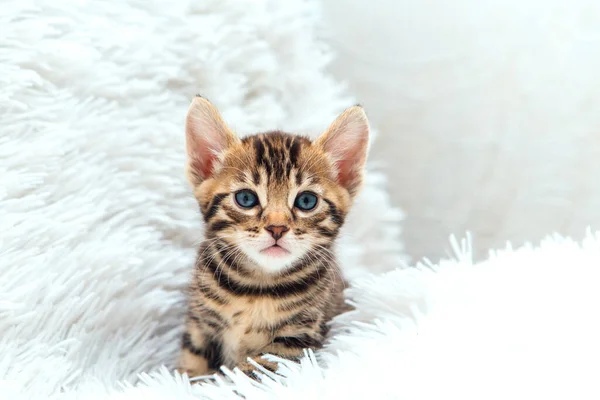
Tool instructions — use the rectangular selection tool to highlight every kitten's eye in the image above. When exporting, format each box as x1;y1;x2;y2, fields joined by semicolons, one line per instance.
294;191;318;211
235;190;259;208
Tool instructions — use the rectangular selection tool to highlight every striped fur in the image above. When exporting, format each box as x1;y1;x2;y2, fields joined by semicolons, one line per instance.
178;97;370;379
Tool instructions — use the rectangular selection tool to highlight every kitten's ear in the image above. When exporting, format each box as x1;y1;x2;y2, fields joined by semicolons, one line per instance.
185;96;238;185
315;105;370;196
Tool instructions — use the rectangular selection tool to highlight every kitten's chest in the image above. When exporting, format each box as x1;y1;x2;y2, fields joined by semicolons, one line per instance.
220;297;281;363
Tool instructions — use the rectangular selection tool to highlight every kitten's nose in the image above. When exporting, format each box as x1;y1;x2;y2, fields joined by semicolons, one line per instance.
265;225;289;240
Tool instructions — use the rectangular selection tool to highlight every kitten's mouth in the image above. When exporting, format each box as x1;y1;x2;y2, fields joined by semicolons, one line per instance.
260;244;290;257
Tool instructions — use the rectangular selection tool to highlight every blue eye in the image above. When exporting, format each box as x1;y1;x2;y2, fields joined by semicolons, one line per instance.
294;192;318;211
235;190;259;208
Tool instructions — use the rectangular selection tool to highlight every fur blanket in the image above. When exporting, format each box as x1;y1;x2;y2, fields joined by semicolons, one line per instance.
0;0;403;398
2;1;598;399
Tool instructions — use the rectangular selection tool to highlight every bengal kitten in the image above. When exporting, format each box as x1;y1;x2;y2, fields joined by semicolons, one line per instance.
177;96;370;379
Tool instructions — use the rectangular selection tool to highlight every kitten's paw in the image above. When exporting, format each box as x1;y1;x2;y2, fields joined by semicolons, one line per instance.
176;366;214;381
177;349;211;380
236;358;280;380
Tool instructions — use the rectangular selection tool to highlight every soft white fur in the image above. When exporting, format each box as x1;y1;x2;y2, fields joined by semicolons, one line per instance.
0;0;404;398
3;0;599;399
9;232;599;400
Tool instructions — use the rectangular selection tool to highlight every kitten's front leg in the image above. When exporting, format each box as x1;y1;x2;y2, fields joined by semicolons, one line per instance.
177;334;210;378
237;334;321;378
176;322;223;378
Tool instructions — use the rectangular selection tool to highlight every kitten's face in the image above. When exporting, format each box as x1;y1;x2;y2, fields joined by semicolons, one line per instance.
185;97;369;273
194;133;351;272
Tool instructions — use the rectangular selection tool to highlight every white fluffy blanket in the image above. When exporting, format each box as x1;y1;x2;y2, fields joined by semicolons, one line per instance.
1;0;402;397
2;1;599;399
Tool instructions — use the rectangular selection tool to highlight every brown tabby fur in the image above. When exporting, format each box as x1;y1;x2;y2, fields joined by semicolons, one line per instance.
177;97;369;379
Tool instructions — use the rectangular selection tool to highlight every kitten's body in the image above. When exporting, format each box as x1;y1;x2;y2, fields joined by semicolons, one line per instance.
178;98;369;378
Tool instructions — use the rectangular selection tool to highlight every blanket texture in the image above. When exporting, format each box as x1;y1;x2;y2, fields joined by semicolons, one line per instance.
3;1;600;400
1;0;404;398
99;232;600;400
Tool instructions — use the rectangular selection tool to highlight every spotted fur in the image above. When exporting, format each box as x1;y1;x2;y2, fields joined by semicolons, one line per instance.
177;97;370;379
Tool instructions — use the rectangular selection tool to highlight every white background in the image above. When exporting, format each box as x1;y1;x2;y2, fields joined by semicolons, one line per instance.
321;0;600;261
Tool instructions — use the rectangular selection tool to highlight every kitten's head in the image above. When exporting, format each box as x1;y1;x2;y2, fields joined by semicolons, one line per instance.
185;97;370;273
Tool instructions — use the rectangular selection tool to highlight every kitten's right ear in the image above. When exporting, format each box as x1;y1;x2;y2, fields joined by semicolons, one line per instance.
315;105;370;197
185;97;238;186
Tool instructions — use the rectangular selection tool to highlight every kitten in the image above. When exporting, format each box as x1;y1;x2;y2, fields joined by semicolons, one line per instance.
177;96;370;379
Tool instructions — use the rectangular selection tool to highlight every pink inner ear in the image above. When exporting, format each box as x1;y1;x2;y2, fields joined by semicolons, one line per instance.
186;129;221;181
185;96;236;183
189;151;215;180
336;159;352;184
317;106;370;194
334;145;364;191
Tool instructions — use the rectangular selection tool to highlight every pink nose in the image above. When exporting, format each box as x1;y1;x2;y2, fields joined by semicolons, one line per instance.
265;225;289;240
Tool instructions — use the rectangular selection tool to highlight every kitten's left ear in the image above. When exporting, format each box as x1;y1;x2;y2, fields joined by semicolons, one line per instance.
185;96;239;186
315;105;370;197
